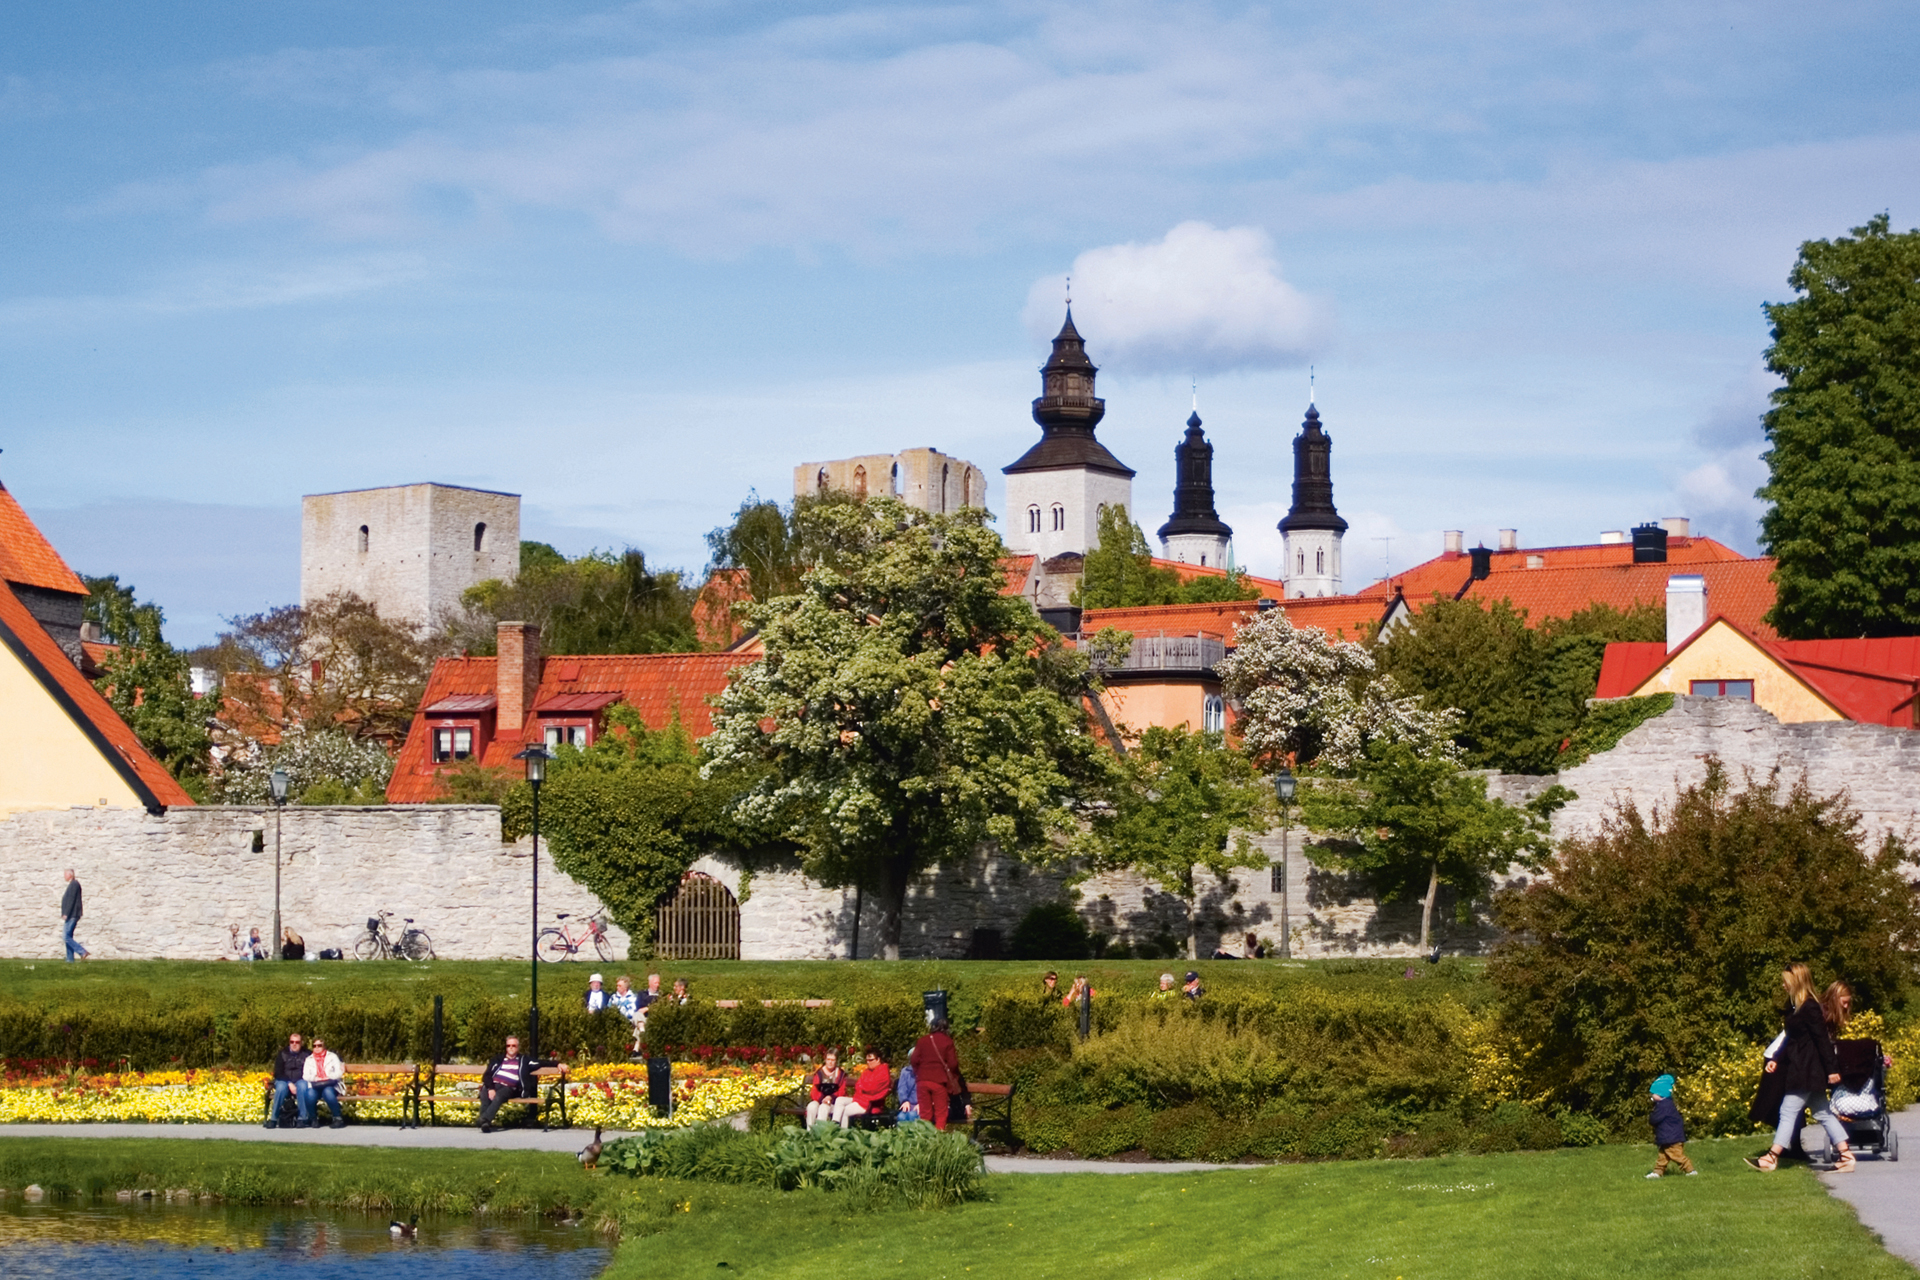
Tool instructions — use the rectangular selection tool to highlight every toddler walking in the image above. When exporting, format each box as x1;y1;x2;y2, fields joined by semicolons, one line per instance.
1646;1075;1696;1177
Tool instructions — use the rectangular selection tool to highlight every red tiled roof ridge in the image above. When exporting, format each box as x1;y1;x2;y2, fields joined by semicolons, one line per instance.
0;481;88;596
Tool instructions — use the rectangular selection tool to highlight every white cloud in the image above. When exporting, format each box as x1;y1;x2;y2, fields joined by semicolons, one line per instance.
1671;362;1776;553
1022;222;1327;375
0;254;430;327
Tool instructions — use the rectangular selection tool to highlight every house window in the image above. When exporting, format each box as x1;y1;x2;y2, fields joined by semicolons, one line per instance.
1689;680;1754;700
432;726;474;763
473;522;487;552
544;722;591;751
1028;506;1042;533
1200;554;1207;567
1202;695;1225;733
358;525;370;553
1051;504;1065;531
1270;863;1284;893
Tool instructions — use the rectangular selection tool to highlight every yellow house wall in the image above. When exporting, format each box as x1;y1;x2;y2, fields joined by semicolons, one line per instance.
0;640;142;816
1100;681;1214;735
1631;621;1844;724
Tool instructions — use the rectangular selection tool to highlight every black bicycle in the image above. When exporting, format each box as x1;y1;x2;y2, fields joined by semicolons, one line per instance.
355;910;435;961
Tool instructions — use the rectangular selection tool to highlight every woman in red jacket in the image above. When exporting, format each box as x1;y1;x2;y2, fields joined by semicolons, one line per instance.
908;1018;969;1131
845;1047;893;1128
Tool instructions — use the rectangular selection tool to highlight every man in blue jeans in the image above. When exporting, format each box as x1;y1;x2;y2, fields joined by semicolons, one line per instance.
61;870;88;961
264;1032;309;1129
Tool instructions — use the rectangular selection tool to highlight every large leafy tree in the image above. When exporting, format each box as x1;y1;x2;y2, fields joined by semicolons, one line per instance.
1301;738;1567;952
703;496;1111;959
451;544;700;655
1490;761;1920;1122
1376;598;1666;773
82;574;211;795
1759;213;1920;638
1083;725;1273;959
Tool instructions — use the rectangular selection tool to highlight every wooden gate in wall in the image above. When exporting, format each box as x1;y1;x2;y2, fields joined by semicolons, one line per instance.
654;872;741;959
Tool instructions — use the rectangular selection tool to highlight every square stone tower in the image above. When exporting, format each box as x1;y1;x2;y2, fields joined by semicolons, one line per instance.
301;483;520;627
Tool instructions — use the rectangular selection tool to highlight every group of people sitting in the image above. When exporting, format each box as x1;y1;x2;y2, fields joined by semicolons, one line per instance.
802;1018;973;1132
227;925;307;962
264;1031;348;1129
583;972;686;1049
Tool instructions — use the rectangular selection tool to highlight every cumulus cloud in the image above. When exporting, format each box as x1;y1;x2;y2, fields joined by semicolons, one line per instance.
1022;222;1327;374
1672;362;1777;553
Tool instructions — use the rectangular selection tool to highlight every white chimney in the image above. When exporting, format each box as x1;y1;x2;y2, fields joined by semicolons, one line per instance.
1666;574;1707;652
1526;554;1545;569
1662;516;1691;539
1443;530;1464;555
1599;530;1627;545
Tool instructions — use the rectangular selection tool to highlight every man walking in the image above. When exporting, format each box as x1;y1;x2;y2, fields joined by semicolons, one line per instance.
61;870;88;962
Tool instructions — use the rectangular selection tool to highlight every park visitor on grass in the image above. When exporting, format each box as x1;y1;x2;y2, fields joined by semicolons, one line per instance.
1183;971;1204;1000
909;1017;968;1131
1747;963;1852;1173
264;1032;309;1129
894;1061;920;1124
1061;974;1093;1008
299;1037;346;1129
1645;1075;1694;1178
60;869;88;962
1040;971;1058;1003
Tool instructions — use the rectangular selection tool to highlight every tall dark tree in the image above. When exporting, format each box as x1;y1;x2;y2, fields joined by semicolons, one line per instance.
1760;213;1920;638
81;574;211;794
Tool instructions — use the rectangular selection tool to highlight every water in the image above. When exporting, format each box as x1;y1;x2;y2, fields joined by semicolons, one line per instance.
0;1199;610;1279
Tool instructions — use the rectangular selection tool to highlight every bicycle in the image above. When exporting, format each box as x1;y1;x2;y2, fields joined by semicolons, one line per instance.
537;909;613;962
355;910;436;961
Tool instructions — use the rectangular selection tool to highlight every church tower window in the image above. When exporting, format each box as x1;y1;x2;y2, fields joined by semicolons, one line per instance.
941;464;949;512
1316;549;1325;574
817;468;829;494
473;522;487;552
1028;506;1042;533
1051;504;1065;532
358;525;370;554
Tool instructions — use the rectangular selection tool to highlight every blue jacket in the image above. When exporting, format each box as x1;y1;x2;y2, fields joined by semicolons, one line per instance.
1650;1096;1685;1147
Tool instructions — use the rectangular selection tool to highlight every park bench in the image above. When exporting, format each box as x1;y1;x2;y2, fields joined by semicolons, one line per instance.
261;1062;419;1128
415;1063;570;1130
964;1081;1017;1148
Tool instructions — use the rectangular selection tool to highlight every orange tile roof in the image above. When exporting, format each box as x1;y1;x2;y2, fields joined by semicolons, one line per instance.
1356;536;1748;602
1147;558;1288;599
1082;593;1391;644
1001;554;1037;595
387;650;754;802
1458;559;1779;636
0;480;87;595
0;579;194;810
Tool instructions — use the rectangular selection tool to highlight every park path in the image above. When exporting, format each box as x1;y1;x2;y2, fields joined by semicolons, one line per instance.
1813;1106;1918;1269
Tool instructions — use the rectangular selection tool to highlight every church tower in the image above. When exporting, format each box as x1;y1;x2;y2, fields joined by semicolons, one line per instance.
1157;409;1232;568
1278;402;1347;597
1003;311;1135;560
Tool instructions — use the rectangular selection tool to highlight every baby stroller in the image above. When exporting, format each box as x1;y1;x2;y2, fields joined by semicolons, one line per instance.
1808;1039;1899;1163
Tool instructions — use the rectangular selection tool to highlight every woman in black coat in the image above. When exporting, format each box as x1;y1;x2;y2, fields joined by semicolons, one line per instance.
1746;963;1853;1172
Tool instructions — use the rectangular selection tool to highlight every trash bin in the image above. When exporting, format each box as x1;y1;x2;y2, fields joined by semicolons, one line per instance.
647;1056;674;1118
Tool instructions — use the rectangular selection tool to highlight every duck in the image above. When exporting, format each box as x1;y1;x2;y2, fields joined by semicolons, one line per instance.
389;1216;419;1240
578;1125;605;1170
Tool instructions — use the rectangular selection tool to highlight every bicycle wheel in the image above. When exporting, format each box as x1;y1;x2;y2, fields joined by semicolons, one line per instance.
353;933;383;961
536;928;572;962
593;931;614;962
402;930;435;962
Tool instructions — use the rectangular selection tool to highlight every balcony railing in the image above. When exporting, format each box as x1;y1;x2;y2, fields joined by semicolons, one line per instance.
1095;632;1227;675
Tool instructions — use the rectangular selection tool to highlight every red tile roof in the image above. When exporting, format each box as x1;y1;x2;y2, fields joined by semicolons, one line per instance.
1596;620;1920;726
1457;559;1779;635
1356;536;1748;602
1147;558;1288;599
0;480;88;596
0;579;194;810
1082;593;1391;645
387;651;753;802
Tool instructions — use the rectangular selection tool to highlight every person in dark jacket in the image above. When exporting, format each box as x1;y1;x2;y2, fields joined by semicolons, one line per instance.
1747;963;1853;1172
61;870;88;962
907;1018;969;1132
1645;1075;1694;1177
264;1032;310;1128
476;1035;563;1133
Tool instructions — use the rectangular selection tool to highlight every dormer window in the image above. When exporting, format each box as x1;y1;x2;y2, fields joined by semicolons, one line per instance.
432;726;474;762
544;722;591;751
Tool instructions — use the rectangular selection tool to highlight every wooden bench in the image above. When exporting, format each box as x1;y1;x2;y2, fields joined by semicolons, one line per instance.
965;1082;1017;1148
416;1063;570;1130
262;1062;419;1128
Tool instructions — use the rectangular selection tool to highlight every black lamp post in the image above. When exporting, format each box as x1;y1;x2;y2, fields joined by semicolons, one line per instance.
515;745;551;1056
269;767;289;961
1273;768;1296;959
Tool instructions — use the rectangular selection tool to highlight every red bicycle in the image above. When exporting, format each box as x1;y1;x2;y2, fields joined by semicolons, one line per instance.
536;909;613;962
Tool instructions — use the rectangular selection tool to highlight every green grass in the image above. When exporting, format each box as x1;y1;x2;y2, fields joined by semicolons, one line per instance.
0;1135;1906;1279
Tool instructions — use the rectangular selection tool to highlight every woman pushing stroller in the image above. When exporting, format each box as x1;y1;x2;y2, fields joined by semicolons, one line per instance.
1747;963;1854;1173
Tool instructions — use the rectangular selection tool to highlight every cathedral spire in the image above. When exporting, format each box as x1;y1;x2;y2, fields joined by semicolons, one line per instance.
1004;310;1133;479
1158;408;1232;556
1278;402;1347;535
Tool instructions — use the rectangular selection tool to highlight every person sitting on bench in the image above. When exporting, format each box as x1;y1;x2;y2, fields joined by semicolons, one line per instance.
845;1047;893;1128
264;1031;308;1128
299;1037;346;1129
805;1049;854;1128
477;1035;561;1133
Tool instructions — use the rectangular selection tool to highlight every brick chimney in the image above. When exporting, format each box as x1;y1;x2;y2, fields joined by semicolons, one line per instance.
497;621;542;734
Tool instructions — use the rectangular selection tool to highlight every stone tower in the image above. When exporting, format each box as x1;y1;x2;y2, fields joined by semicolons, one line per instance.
793;448;988;514
1157;409;1233;568
1003;310;1135;559
1278;403;1347;597
301;483;520;628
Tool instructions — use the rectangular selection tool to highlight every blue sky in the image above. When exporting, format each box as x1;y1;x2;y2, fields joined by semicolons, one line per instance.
3;1;1917;643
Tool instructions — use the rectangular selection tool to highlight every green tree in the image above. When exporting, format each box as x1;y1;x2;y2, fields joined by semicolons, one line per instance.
1178;568;1260;603
499;705;759;948
1300;738;1568;953
704;494;807;604
1759;213;1920;638
1075;505;1182;608
1376;598;1665;773
81;574;211;795
704;496;1112;959
451;547;700;655
1083;725;1273;959
1489;761;1920;1122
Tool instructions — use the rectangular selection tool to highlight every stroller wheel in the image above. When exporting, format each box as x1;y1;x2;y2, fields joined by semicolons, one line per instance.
1887;1127;1898;1162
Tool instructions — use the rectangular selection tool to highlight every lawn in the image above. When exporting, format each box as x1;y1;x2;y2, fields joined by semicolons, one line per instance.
0;1136;1905;1280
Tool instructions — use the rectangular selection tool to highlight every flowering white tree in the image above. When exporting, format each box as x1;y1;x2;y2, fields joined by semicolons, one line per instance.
215;728;396;805
1216;607;1455;770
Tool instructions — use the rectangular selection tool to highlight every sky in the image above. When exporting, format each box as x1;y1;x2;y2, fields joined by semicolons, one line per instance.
3;1;1917;644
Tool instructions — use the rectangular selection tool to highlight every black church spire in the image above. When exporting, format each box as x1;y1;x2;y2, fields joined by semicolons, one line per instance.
1277;403;1347;534
1003;310;1134;478
1158;410;1233;542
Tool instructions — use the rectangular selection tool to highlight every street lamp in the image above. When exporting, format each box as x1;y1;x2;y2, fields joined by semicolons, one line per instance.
269;767;289;961
1273;768;1296;959
515;745;552;1056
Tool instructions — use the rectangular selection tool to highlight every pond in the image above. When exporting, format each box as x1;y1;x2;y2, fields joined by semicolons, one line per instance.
0;1198;610;1279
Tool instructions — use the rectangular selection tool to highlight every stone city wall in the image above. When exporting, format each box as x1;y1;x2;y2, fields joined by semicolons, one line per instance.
0;805;626;962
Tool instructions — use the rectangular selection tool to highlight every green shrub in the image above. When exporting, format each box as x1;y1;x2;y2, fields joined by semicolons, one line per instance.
601;1121;985;1208
1557;1110;1610;1148
979;994;1074;1054
1144;1104;1215;1160
1467;1101;1562;1153
1070;1105;1149;1157
1009;902;1092;960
